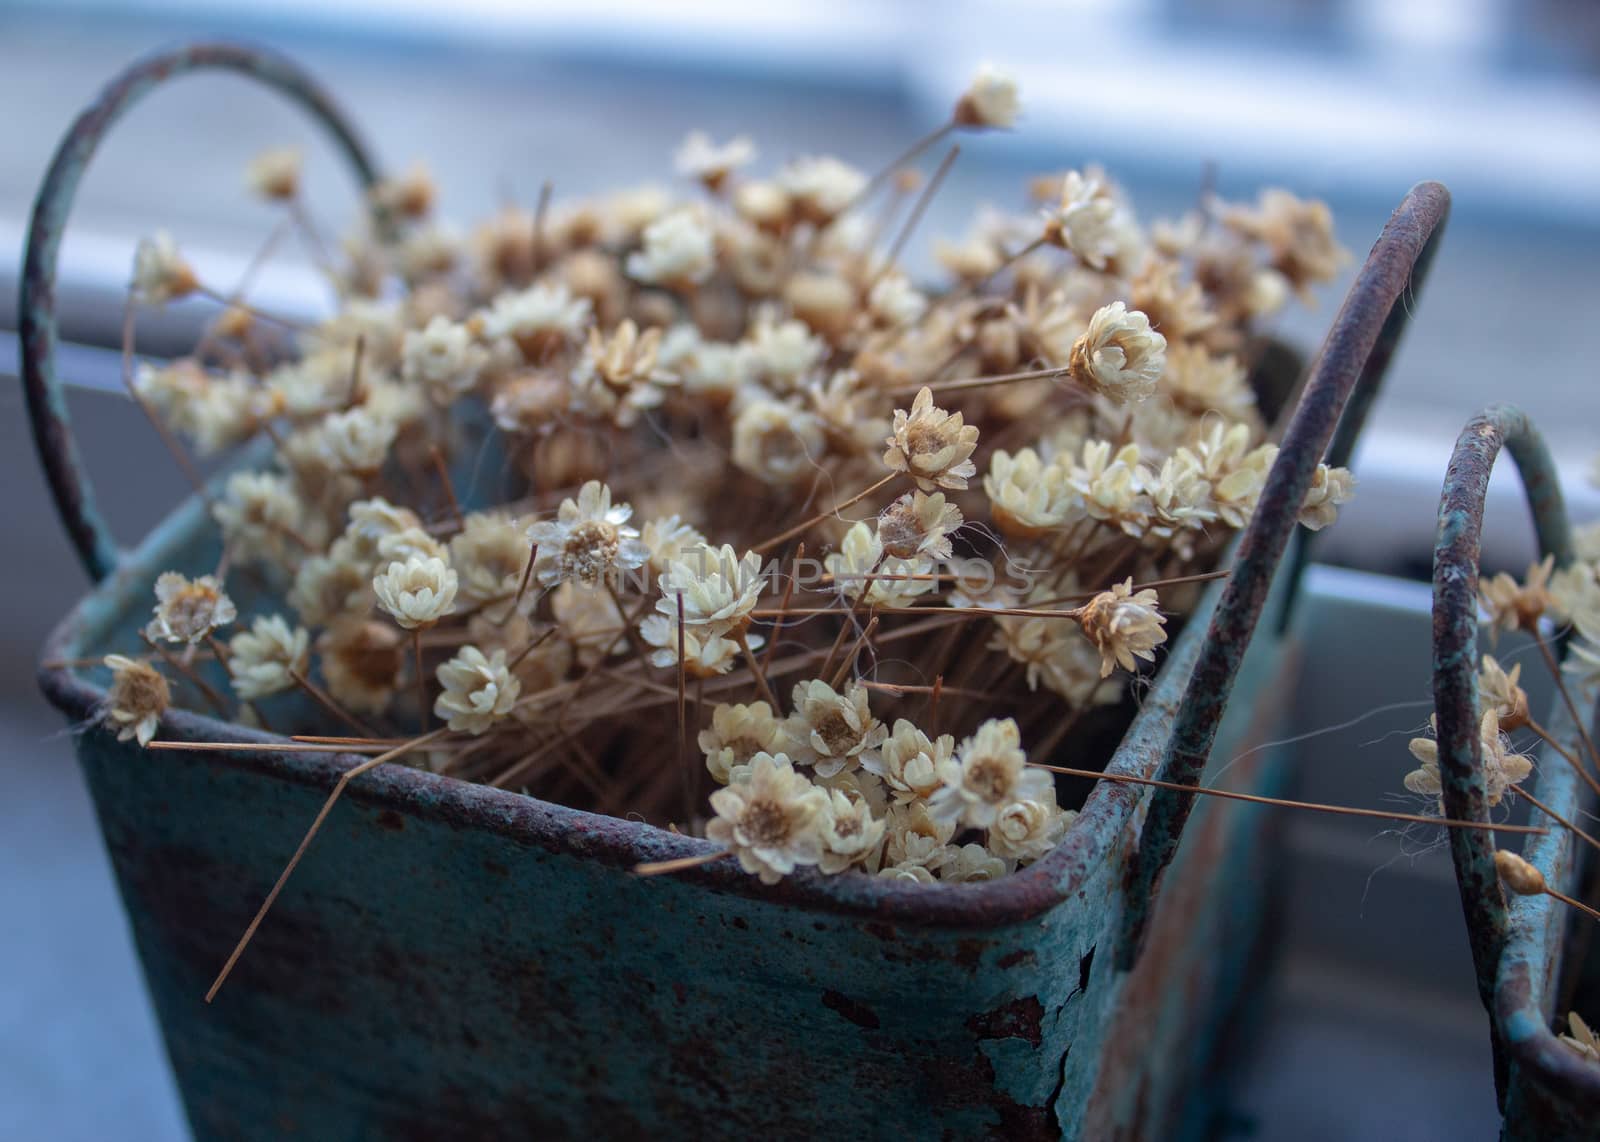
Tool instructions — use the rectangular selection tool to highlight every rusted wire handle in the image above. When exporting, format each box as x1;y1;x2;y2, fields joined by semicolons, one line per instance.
1114;181;1453;970
18;41;383;584
1432;406;1572;1015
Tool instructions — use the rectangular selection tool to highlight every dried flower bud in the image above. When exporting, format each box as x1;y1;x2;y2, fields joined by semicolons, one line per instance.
953;63;1020;130
1479;655;1530;732
433;645;521;734
1077;578;1168;677
101;655;169;746
373;555;458;630
246;147;302;201
131;232;198;305
1068;302;1166;404
227;614;310;700
1494;849;1546;897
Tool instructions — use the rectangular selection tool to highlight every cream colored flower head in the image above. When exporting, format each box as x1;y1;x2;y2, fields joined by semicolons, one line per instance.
699;700;784;784
655;544;765;638
290;542;374;627
928;717;1051;829
1298;464;1354;531
884;387;981;491
641;515;709;575
781;679;888;779
777;155;866;224
1480;556;1554;640
373;554;458;630
212;470;306;567
482;282;593;362
227;614;310;701
317;618;404;714
246;147;302;201
317;407;398;477
877;491;962;562
343;497;424;568
867;274;928;329
1077;578;1168;677
1560;1012;1599;1064
732;399;826;486
1479;654;1530;732
1042;171;1117;270
674;130;756;190
954;63;1020;130
527;480;648;588
402;315;487;405
825;522;936;610
705;753;829;884
1068;302;1165;404
102;655;169;746
131;231;198;305
570;320;678;427
1404;709;1532;810
985;448;1075;537
639;615;748;677
748;316;826;391
861;718;953;805
987;791;1073;864
147;572;237;644
940;843;1012;883
450;512;533;610
434;645;521;734
626;208;716;287
817;788;887;874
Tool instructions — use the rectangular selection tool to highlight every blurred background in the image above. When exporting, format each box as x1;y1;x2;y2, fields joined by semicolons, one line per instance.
1;1;1596;1138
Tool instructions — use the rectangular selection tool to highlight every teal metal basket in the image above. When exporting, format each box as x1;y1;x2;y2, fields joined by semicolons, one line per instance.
1427;406;1600;1140
25;43;1449;1140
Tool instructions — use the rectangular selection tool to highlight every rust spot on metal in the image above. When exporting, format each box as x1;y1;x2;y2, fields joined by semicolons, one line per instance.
375;809;405;831
820;989;880;1030
481;858;508;877
997;949;1035;970
966;996;1044;1047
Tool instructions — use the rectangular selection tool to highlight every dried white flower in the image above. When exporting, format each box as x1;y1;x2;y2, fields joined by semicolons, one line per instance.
101;655;169;746
748;317;826;390
227;614;310;700
816;788;887;874
699;701;784;784
482;283;593;362
246;147;302;201
1068;302;1166;403
861;718;952;805
1479;654;1529;731
1480;556;1555;640
781;679;888;779
985;448;1075;536
941;843;1012;882
778;156;866;223
674;130;756;189
876;491;962;562
450;512;533;610
318;618;404;714
373;555;458;630
131;231;198;305
929;717;1050;829
1560;1012;1600;1064
433;645;521;734
626;208;716;286
884;387;981;491
1298;464;1355;531
1405;709;1532;810
867;274;929;328
732;399;826;486
1077;578;1168;677
641;515;709;575
402;316;487;405
570;320;678;426
316;408;398;477
1043;172;1118;270
705;753;829;884
654;544;765;639
954;63;1020;129
147;572;237;644
527;480;648;588
826;522;936;609
987;792;1073;863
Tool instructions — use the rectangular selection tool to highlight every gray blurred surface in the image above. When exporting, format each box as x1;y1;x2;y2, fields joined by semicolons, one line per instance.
1;7;1593;1140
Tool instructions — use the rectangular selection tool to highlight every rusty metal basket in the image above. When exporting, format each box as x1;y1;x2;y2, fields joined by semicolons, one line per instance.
25;43;1449;1140
1427;407;1600;1140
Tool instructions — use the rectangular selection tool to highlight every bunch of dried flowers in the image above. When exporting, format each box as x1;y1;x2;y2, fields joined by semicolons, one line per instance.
98;66;1362;899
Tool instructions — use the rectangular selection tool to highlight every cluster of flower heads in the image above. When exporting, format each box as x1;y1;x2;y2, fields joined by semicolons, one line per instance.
101;66;1358;886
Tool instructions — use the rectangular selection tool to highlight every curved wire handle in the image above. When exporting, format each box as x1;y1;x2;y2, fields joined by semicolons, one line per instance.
19;41;383;584
1432;406;1572;1005
1115;181;1453;969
